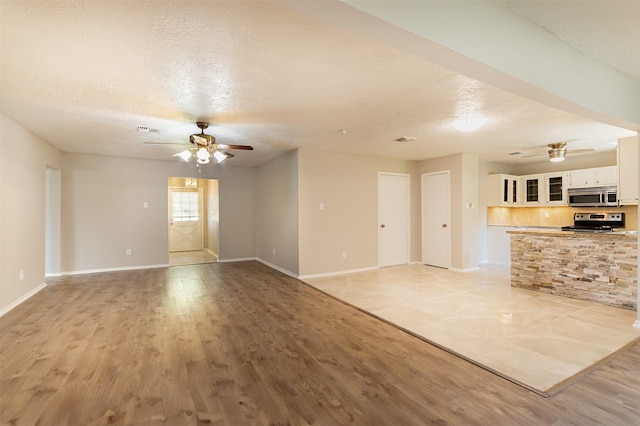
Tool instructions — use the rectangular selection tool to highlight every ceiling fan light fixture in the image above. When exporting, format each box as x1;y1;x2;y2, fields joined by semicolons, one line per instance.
213;150;227;163
173;149;192;161
196;147;210;161
548;148;566;162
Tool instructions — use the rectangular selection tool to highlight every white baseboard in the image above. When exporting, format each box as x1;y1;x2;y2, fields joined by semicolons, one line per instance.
450;266;481;273
218;257;257;263
59;264;169;276
256;258;298;278
633;319;640;329
0;282;47;317
299;266;379;280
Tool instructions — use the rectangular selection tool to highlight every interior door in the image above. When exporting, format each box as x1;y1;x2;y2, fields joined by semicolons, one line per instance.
421;171;450;268
169;188;203;252
378;173;410;267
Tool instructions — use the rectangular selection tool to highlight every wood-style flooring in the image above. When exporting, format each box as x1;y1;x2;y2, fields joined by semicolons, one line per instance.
1;261;639;425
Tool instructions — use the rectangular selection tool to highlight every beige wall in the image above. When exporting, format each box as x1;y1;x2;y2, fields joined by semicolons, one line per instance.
298;148;419;277
206;179;220;257
61;153;257;272
1;114;62;312
419;153;480;271
256;150;299;275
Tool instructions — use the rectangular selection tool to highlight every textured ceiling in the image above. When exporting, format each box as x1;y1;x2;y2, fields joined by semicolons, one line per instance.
0;1;637;167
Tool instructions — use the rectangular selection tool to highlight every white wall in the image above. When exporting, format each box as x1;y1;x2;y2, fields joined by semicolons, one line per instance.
60;153;257;273
1;114;62;313
256;150;299;275
298;149;419;276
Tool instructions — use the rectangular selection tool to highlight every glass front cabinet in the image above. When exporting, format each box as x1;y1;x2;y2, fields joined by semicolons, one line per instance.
545;172;568;205
522;174;544;206
487;174;520;206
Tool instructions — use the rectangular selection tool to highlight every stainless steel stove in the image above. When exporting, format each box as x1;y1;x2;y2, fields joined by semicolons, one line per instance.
561;212;625;233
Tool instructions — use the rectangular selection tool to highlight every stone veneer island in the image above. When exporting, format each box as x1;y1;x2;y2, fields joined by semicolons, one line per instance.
508;229;638;310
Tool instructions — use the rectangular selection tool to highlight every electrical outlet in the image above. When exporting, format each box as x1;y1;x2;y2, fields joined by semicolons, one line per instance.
126;249;132;256
272;248;276;256
19;270;24;280
342;251;347;259
143;201;149;208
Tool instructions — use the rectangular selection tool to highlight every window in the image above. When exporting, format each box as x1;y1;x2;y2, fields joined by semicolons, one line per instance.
172;190;199;222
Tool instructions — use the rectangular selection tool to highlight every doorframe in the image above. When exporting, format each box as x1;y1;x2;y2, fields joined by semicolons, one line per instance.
378;172;411;267
421;170;451;268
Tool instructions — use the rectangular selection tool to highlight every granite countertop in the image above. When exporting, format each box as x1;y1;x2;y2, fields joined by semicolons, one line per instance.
507;228;638;238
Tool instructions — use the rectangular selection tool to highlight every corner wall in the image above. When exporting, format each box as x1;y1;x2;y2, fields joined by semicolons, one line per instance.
1;114;62;313
256;150;299;275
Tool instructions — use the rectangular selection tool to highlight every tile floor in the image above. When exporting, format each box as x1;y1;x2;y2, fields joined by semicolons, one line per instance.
304;264;640;396
169;249;218;266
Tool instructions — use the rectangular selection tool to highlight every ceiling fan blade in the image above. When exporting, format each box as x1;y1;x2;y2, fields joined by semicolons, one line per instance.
521;153;548;158
570;148;597;154
144;142;189;146
215;143;254;151
223;151;235;158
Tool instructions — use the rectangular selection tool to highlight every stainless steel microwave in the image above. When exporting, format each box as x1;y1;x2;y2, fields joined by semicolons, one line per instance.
568;186;617;207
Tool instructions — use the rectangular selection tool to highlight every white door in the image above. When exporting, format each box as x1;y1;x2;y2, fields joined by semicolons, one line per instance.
169;188;204;252
422;172;450;268
378;173;410;267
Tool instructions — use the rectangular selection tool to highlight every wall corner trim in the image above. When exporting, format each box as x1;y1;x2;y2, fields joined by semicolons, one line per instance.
298;266;379;281
0;283;48;318
449;266;481;273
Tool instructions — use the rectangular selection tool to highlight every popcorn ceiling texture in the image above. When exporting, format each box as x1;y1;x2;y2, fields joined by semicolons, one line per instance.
509;230;637;310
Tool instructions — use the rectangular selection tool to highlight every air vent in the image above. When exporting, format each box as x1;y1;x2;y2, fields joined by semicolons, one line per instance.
136;125;160;133
508;151;524;156
395;136;416;142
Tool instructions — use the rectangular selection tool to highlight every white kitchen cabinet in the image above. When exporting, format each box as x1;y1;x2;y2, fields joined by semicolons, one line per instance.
617;136;638;205
487;174;520;206
522;174;545;205
544;172;568;205
568;166;617;188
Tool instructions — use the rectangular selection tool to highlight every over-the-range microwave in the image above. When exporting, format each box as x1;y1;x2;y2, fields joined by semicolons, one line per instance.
568;186;617;207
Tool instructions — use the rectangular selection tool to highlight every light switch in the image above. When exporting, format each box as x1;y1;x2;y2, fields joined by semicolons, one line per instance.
143;202;149;208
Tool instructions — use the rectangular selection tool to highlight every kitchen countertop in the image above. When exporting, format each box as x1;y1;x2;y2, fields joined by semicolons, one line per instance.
507;228;637;238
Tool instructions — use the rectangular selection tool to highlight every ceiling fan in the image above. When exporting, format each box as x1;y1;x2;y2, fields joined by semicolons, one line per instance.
177;122;253;166
518;142;595;162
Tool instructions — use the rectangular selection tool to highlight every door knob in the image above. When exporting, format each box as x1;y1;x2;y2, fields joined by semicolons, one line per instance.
442;224;447;228
380;224;386;228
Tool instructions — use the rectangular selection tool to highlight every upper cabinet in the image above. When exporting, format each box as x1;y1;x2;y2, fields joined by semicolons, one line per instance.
522;174;545;206
544;172;568;205
568;166;617;188
617;136;638;205
487;174;520;207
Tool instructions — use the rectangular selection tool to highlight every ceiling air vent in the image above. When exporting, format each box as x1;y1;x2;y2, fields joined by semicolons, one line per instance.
136;125;160;133
395;136;416;142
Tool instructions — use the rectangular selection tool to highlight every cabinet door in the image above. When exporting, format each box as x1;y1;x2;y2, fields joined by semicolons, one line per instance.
569;169;594;188
594;166;617;186
545;173;567;205
523;175;544;205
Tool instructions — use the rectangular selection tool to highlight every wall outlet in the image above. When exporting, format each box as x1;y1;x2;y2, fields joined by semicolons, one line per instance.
143;201;149;208
19;270;24;280
126;249;132;256
320;203;325;211
272;248;276;256
342;251;347;259
544;211;550;218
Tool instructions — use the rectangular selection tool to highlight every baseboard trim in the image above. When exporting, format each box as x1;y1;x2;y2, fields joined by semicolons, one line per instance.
450;266;481;273
299;266;379;280
218;257;257;263
0;282;47;317
633;320;640;329
256;258;298;278
59;264;169;276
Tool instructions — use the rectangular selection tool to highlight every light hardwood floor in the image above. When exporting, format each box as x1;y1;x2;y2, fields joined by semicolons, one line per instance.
1;261;639;425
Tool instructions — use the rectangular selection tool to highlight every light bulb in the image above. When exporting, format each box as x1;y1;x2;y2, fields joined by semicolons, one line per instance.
196;147;210;161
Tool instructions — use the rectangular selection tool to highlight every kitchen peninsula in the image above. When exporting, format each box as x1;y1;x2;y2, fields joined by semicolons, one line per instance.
508;229;637;310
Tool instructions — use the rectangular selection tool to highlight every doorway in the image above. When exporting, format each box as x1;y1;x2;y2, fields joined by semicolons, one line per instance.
168;177;219;266
421;171;450;268
378;172;410;267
